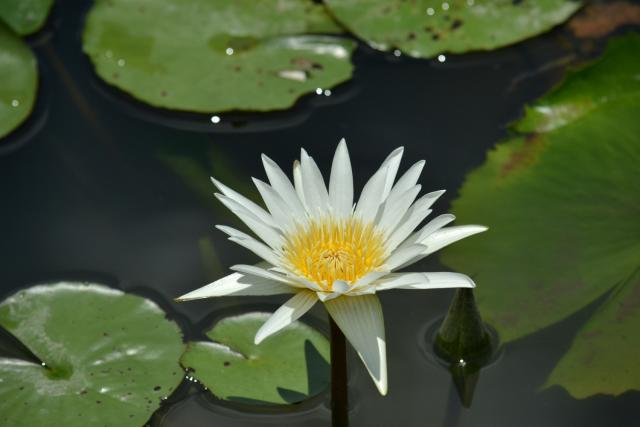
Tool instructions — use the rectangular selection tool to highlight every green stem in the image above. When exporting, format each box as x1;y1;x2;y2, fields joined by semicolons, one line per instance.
330;317;349;427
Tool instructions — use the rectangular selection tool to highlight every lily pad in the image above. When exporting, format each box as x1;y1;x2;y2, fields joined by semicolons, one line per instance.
181;312;330;404
0;282;185;426
0;0;54;36
0;23;37;139
82;0;355;113
440;34;640;397
324;0;580;58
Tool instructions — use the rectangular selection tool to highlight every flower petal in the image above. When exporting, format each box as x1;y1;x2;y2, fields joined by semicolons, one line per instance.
379;147;404;200
386;160;425;200
324;294;388;395
215;193;283;249
255;290;318;344
329;138;354;218
211;178;275;227
393;212;455;251
396;224;488;270
355;165;391;223
382;244;427;271
216;225;282;266
261;154;307;218
253;178;296;231
377;184;421;233
300;149;330;216
231;264;302;286
176;273;294;301
292;160;307;208
374;272;476;291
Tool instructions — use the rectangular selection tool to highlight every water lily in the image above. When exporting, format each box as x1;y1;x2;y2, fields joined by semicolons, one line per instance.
177;139;487;395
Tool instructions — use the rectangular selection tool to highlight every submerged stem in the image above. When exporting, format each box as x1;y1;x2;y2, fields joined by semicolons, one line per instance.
330;316;349;427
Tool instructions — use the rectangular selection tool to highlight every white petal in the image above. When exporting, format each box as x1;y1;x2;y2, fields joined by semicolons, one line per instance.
393;213;455;251
382;244;427;271
211;178;275;228
377;185;421;233
379;147;404;200
231;264;300;286
325;295;387;395
253;178;295;231
255;291;318;344
374;272;476;291
300;149;330;216
396;224;488;270
216;225;282;266
261;154;307;218
354;164;391;223
420;225;488;255
329;138;353;218
386;160;425;200
216;194;283;249
292;160;307;208
350;271;389;292
176;272;294;301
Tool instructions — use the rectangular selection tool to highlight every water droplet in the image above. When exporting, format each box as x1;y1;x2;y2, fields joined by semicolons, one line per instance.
210;115;221;124
393;49;402;57
40;362;46;367
11;99;19;107
117;59;126;67
324;89;332;96
105;50;113;59
225;47;234;56
315;88;323;95
426;7;435;15
442;2;450;11
437;54;446;63
459;358;466;367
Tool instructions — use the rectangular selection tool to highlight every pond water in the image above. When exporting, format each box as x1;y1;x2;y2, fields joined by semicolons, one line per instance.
0;1;638;426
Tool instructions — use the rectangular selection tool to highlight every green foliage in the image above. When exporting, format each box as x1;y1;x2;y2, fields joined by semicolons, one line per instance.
0;282;185;426
324;0;580;58
82;0;355;112
181;312;330;404
0;0;54;36
441;34;640;398
0;23;37;139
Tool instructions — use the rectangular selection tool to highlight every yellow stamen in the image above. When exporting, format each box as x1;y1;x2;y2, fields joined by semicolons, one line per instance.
282;217;386;291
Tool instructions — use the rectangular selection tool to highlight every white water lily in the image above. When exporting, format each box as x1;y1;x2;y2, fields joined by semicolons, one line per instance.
177;139;487;395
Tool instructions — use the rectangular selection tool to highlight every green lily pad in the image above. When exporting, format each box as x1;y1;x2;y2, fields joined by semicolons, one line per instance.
0;0;54;36
440;34;640;397
82;0;355;113
324;0;580;58
181;312;330;405
0;23;37;139
0;282;185;426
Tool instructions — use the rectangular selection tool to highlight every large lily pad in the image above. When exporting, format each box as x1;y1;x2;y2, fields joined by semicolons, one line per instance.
0;23;37;139
0;282;185;426
181;312;330;404
0;0;54;36
324;0;580;58
82;0;355;113
440;34;640;397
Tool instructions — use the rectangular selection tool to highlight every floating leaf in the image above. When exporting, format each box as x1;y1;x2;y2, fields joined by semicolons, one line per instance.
181;312;330;404
0;23;37;139
0;282;185;426
546;270;640;398
82;0;355;113
440;34;640;397
0;0;54;36
324;0;580;58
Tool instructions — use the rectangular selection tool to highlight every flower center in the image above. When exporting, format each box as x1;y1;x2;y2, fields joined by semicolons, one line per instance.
282;217;386;290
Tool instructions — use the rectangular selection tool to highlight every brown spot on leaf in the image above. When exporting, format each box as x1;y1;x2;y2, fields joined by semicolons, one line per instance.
500;134;546;178
569;2;640;38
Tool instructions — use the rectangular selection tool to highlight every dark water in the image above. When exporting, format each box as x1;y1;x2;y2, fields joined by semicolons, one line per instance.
0;2;638;426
